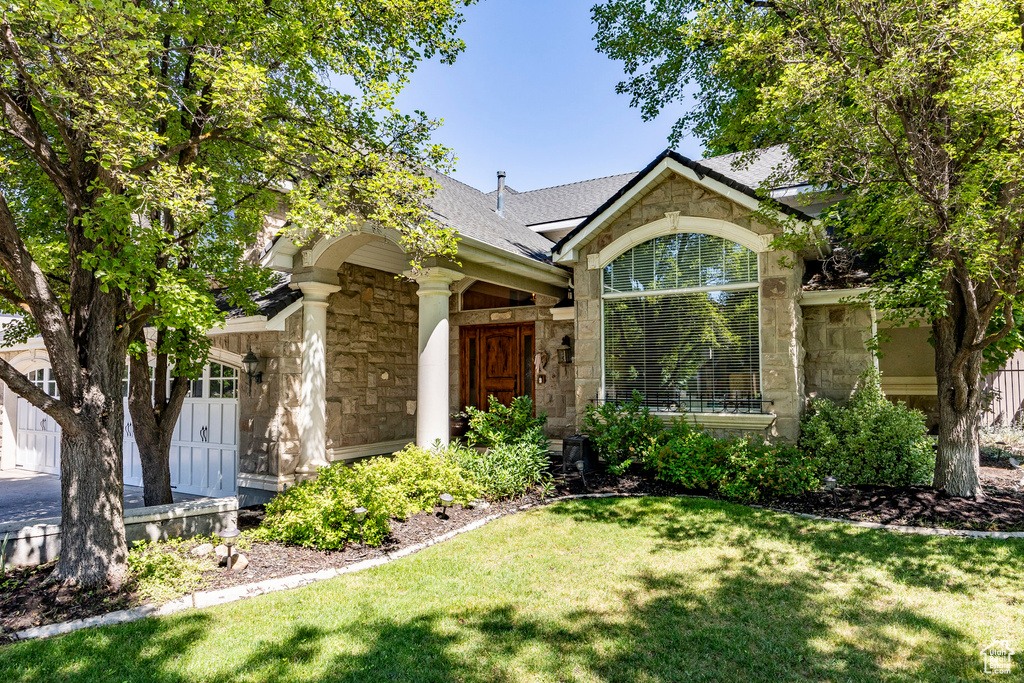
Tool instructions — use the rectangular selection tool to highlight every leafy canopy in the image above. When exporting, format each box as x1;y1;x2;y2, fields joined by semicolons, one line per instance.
1;0;469;372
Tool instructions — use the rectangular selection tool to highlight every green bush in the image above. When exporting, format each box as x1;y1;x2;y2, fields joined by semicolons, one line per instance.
127;538;213;602
466;395;548;452
800;370;934;486
583;392;664;473
652;420;822;502
256;445;480;549
447;440;552;500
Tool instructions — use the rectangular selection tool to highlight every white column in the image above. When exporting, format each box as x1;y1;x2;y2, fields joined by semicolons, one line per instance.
409;268;463;447
296;281;341;475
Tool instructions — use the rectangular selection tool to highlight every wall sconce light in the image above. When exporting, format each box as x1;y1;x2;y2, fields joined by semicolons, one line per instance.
242;348;262;392
557;336;573;365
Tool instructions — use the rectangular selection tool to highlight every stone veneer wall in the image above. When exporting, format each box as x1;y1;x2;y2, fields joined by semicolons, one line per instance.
802;304;876;403
211;319;301;478
324;263;418;449
571;173;807;441
449;294;577;438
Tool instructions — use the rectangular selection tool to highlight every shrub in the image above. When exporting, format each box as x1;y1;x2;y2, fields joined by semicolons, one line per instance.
256;445;480;549
127;538;213;602
466;395;548;451
447;440;553;500
583;391;664;473
652;420;822;502
800;370;934;486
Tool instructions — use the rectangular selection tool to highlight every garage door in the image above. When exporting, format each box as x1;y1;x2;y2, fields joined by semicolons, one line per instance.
17;362;239;499
123;362;239;498
14;369;61;475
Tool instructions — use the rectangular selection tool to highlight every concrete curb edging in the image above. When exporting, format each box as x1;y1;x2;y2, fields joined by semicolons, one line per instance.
9;492;1023;643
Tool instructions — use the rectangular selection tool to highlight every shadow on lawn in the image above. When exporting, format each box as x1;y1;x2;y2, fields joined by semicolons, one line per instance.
0;497;1013;682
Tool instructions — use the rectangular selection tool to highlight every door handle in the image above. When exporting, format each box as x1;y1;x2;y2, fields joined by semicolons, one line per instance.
200;425;209;443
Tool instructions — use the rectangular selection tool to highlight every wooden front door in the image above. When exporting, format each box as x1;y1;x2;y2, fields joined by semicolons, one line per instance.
460;323;535;409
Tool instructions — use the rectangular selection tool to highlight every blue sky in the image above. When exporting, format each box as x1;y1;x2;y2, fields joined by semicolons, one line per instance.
394;0;702;194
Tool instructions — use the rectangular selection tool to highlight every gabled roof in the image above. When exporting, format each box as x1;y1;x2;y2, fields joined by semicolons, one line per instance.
552;148;813;257
487;173;638;226
425;169;556;264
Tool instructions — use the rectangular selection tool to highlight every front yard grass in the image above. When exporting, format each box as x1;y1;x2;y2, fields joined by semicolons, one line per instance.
2;496;1022;682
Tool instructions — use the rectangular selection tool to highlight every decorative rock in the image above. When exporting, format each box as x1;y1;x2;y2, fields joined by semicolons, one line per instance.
214;544;229;559
466;500;491;510
230;554;249;571
191;543;215;557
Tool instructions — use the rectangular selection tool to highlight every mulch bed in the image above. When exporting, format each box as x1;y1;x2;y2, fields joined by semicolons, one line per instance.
3;456;1022;640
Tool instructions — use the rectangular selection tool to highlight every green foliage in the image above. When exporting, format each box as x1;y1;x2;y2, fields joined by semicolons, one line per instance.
447;441;553;500
583;392;665;474
800;371;934;487
653;420;822;502
465;395;548;452
256;445;480;550
127;538;213;602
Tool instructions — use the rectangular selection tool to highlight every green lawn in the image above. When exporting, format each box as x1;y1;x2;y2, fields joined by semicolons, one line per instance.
2;497;1022;682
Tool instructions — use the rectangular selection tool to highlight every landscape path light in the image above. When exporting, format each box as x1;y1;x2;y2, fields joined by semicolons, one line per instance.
217;527;241;571
576;458;587;489
353;506;368;545
823;476;839;511
439;493;454;519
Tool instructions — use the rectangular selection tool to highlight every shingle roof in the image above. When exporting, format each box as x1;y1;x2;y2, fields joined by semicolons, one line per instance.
425;169;556;264
486;173;638;226
552;148;814;255
698;145;802;189
222;277;301;319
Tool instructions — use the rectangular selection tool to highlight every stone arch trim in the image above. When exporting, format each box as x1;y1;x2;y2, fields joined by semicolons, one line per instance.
589;215;772;270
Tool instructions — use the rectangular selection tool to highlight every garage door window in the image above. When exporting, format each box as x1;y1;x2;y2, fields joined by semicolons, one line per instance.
29;368;58;398
209;363;238;398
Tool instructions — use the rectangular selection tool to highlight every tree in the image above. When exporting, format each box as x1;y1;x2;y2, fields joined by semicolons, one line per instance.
0;0;465;587
593;0;1024;498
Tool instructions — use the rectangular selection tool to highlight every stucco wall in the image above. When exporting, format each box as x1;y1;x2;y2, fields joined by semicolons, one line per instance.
802;304;876;403
449;294;577;438
569;173;806;440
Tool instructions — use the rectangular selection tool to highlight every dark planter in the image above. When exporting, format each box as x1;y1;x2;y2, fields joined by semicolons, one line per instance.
450;414;470;440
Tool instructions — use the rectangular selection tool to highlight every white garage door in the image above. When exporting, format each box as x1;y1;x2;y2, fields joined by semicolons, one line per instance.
14;369;61;475
18;362;239;498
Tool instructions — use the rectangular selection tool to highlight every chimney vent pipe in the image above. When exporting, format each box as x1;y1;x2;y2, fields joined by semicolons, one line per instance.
496;171;506;217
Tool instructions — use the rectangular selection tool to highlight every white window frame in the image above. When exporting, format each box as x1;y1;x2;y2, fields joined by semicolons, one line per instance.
599;232;763;416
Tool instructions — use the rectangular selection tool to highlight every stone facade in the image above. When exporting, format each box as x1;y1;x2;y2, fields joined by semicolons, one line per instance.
569;173;807;440
324;263;418;449
449;294;577;438
802;304;876;403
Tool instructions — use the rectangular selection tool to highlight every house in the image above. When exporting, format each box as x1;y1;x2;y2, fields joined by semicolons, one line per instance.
0;147;939;505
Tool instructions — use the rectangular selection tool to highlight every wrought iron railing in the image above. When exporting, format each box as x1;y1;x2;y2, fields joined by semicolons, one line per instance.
595;390;770;415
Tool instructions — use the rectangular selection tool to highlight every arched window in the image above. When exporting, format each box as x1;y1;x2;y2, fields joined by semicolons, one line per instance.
602;233;762;413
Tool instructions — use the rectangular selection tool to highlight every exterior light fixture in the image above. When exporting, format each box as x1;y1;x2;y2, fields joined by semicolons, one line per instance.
439;492;454;519
557;336;573;365
823;476;839;510
217;527;241;570
353;506;368;548
576;458;587;489
242;348;262;392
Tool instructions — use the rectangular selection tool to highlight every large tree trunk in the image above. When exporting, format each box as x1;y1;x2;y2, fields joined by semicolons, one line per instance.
128;336;190;507
933;316;986;499
54;424;128;588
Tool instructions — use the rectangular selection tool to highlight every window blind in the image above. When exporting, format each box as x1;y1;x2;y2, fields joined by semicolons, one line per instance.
602;234;762;414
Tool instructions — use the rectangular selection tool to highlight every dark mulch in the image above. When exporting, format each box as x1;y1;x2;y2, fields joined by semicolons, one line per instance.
770;457;1024;531
3;456;1022;640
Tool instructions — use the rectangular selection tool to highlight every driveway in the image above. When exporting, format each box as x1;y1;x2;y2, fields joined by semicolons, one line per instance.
0;469;204;525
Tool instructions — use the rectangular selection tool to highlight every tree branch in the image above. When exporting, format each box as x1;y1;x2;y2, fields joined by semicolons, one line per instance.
0;356;83;434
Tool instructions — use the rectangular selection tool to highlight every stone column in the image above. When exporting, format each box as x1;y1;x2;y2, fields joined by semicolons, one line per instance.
295;281;341;475
409;268;463;447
